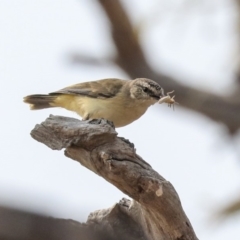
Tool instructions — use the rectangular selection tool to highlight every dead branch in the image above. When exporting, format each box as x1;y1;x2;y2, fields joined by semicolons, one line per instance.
0;206;94;240
30;115;198;240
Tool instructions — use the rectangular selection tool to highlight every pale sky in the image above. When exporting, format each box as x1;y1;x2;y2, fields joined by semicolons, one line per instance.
1;0;240;239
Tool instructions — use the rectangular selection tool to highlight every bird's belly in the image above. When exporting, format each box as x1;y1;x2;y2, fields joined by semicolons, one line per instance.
54;95;150;127
76;97;149;127
94;106;146;127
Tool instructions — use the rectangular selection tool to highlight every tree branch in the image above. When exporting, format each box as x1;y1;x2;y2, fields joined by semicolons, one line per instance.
30;115;198;240
96;0;240;133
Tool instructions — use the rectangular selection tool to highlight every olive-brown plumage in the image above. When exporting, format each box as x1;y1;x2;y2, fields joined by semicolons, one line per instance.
23;78;164;127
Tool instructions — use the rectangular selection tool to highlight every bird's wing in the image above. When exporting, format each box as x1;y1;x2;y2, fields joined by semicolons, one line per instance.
49;78;126;99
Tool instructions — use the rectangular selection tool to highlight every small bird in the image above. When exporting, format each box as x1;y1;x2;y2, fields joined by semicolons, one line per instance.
23;78;164;127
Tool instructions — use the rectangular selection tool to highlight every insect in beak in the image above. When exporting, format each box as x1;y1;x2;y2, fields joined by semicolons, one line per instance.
158;90;179;110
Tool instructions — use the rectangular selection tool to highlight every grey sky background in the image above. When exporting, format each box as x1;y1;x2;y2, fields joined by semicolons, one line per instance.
1;0;240;239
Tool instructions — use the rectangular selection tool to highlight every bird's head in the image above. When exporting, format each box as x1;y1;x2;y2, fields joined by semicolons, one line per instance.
130;78;164;102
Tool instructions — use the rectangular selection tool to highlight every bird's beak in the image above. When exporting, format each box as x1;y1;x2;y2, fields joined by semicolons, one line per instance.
151;95;161;100
160;88;165;98
153;88;165;100
151;88;165;100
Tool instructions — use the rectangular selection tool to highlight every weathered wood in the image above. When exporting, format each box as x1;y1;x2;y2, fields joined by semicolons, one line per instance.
30;115;198;240
0;206;98;240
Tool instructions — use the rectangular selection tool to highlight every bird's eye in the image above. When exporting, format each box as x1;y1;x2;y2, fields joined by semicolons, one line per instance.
143;87;148;92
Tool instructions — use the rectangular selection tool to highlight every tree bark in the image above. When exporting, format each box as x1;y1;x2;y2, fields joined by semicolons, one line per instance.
29;115;198;240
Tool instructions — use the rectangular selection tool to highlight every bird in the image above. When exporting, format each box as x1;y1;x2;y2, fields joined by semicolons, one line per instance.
23;78;164;127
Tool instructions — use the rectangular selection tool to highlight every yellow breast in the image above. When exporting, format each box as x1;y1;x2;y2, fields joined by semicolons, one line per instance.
52;94;155;127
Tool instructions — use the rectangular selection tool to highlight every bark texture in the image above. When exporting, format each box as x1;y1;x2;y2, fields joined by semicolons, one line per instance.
28;115;198;240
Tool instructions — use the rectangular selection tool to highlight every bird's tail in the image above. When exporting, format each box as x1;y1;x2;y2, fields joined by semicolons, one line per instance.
23;94;57;110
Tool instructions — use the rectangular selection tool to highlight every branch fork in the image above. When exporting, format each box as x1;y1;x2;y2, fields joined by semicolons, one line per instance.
31;115;198;240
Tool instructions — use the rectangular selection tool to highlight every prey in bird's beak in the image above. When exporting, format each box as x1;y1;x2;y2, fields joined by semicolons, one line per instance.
158;90;178;110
